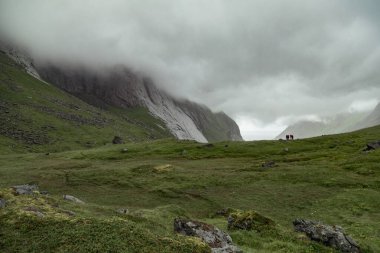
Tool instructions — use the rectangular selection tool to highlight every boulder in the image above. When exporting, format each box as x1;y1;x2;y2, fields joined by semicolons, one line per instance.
12;184;38;195
112;136;124;144
293;219;360;253
63;194;84;204
0;198;5;208
261;161;276;168
364;140;380;151
227;210;275;231
174;218;242;253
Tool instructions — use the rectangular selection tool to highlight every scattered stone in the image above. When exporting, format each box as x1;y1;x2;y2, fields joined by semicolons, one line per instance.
181;150;187;155
284;147;289;152
174;218;242;253
24;206;44;218
12;184;38;195
112;136;124;144
364;140;380;151
63;194;84;204
293;219;360;253
227;210;275;231
121;148;128;153
116;208;129;214
215;207;236;217
0;198;6;208
261;161;276;168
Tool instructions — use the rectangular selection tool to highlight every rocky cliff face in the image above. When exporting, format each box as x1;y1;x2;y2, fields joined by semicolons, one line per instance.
35;64;242;142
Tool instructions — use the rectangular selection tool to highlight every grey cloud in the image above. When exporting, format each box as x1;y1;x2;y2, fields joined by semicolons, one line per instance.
1;0;379;139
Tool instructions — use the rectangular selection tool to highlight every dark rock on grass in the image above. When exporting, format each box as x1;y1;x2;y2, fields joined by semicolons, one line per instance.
12;184;38;195
112;136;124;144
261;161;276;168
227;210;275;231
364;140;380;151
174;218;242;253
215;207;237;217
293;219;361;253
0;198;6;208
63;194;84;204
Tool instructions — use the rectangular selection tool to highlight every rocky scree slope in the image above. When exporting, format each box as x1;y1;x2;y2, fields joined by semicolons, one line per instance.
35;63;243;143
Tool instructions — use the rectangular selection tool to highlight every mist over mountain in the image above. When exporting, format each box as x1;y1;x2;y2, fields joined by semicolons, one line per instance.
34;61;242;142
276;106;380;139
1;0;380;139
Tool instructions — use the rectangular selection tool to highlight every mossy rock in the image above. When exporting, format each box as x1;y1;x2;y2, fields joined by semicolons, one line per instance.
227;210;275;231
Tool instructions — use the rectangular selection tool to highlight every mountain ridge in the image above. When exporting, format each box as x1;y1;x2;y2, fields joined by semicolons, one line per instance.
35;62;242;142
276;108;379;139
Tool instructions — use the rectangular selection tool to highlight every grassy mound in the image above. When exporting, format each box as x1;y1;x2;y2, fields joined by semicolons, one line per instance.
227;209;275;231
0;188;210;253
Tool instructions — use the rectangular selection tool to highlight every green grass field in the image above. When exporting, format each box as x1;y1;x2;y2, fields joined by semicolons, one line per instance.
1;125;380;252
0;51;172;154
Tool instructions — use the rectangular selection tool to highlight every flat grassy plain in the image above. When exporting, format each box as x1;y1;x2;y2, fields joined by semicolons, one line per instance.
1;126;380;252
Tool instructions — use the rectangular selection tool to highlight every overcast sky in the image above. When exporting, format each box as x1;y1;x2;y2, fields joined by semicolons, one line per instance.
1;0;380;140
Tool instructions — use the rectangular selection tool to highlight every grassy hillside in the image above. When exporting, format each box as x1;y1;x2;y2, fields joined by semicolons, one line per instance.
1;125;380;252
0;51;172;154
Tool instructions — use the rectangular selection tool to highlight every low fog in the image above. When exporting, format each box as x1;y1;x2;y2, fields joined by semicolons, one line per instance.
1;0;380;140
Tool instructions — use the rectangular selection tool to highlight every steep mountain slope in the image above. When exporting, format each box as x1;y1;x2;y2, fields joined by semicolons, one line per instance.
0;51;172;153
35;63;243;142
174;100;242;142
353;102;380;130
276;112;369;139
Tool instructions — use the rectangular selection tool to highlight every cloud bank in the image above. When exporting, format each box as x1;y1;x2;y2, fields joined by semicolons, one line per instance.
1;0;380;139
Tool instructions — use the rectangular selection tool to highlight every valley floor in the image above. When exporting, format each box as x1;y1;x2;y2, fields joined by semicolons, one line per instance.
1;126;380;252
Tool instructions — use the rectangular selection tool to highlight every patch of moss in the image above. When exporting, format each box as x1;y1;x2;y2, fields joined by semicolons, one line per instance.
227;210;275;232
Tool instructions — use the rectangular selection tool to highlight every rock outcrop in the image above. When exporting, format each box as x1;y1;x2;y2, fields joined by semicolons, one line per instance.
174;218;242;253
12;184;38;195
364;140;380;151
63;194;85;204
35;64;242;143
293;219;360;253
